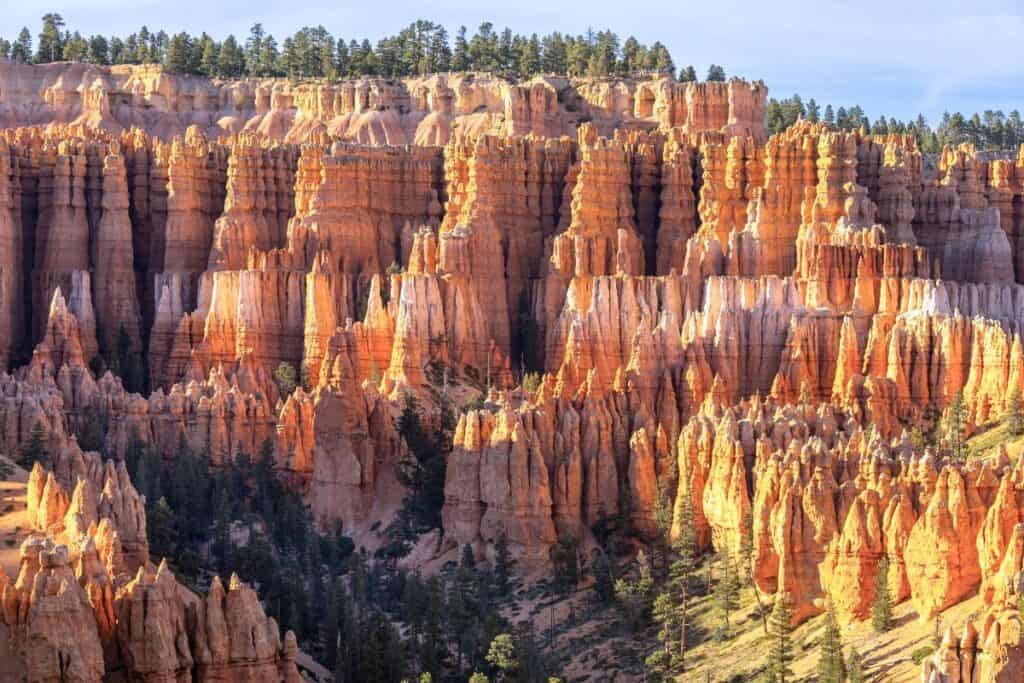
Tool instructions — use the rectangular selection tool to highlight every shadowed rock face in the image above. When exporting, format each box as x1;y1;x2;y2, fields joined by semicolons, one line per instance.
4;63;1024;675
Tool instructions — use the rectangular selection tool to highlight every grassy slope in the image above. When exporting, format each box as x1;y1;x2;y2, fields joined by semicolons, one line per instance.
968;418;1024;460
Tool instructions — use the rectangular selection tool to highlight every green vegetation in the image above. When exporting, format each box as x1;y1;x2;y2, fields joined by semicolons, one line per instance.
816;605;846;683
767;94;1024;152
273;361;298;397
871;557;894;633
551;536;581;595
388;393;454;551
19;421;49;470
846;647;866;683
1007;387;1024;437
944;390;969;462
764;592;794;683
4;14;687;81
111;429;548;681
713;547;742;639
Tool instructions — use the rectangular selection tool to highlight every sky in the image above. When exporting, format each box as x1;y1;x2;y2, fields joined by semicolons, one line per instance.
3;0;1022;123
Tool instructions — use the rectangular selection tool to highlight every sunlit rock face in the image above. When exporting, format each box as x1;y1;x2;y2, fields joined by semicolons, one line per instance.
4;63;1024;651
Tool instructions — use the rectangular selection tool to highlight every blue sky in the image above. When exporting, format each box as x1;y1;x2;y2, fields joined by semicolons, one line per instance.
4;0;1022;123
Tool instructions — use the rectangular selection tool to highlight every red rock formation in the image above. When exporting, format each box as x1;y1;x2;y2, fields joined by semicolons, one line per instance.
92;145;143;355
0;139;24;367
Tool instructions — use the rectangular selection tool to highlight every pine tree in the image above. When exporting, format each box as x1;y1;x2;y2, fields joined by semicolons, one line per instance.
591;549;615;604
713;547;740;639
244;23;265;76
198;34;218;76
165;33;193;73
451;26;470;71
148;496;179;558
217;35;245;78
649;41;674;74
739;508;754;583
652;481;674;580
706;64;726;82
668;488;699;668
806;98;821;122
817;604;847;683
1007;387;1024;436
648;591;679;679
460;542;476;569
493;531;515;596
871;557;893;633
12;28;32;62
678;65;698;82
37;13;66;63
945;390;968;461
846;647;865;683
551;536;580;594
765;592;794;683
19;421;49;469
614;549;654;631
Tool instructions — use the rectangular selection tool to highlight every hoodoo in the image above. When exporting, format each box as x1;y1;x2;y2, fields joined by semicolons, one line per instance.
0;12;1022;681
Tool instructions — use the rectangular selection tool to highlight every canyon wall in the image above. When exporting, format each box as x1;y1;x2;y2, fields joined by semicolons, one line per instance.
3;63;1024;656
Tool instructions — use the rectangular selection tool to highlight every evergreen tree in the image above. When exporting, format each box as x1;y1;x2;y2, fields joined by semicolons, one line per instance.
198;34;218;76
36;13;65;63
945;390;968;461
62;32;89;61
258;36;280;77
651;481;674;580
217;35;245;77
817;604;847;683
846;647;865;683
824;104;835;125
615;549;654;631
765;592;794;683
469;22;499;72
394;393;451;535
274;362;298;396
244;23;265;75
12;28;32;62
451;26;470;71
148;496;179;558
713;547;741;638
591;549;616;604
739;507;754;583
19;421;49;469
648;41;674;74
0;39;10;59
705;64;726;81
518;34;542;77
165;32;193;73
541;32;567;73
551;536;580;594
678;65;698;82
871;557;893;633
668;487;699;667
1006;387;1024;436
493;531;515;596
806;98;821;122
